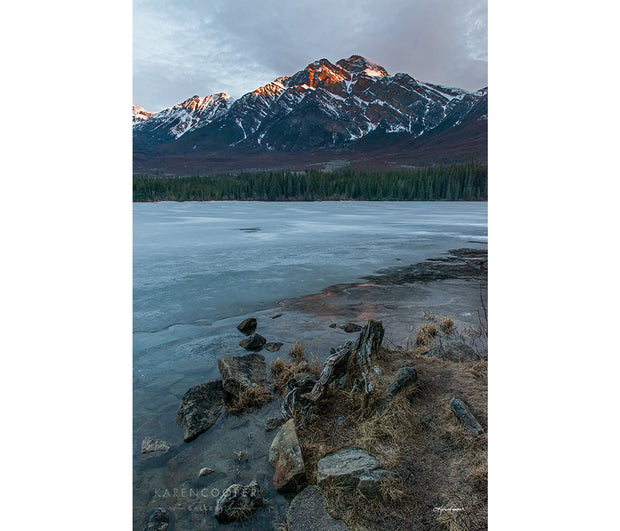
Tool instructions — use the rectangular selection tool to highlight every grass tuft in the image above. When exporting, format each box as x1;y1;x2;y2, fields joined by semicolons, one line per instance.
225;386;272;415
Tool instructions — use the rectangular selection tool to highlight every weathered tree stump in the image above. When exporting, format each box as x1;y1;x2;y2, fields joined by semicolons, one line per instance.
283;320;385;425
354;320;384;398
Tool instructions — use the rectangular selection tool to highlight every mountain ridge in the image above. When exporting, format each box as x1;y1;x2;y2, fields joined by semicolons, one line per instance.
133;55;487;174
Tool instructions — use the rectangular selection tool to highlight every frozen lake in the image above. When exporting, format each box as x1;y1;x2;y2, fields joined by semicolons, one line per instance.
134;201;487;333
133;201;487;529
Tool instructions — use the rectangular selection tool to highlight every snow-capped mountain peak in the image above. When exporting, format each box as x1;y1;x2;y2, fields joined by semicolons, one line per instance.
133;92;234;144
132;103;155;123
133;55;487;155
336;55;389;77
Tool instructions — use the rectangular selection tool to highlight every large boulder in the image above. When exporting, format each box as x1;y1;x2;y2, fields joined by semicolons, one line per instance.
145;508;170;531
236;317;257;335
141;436;171;454
450;397;484;435
239;333;267;351
214;480;263;524
421;341;480;362
287;485;349;531
175;380;224;442
268;419;306;493
218;353;267;399
317;448;389;498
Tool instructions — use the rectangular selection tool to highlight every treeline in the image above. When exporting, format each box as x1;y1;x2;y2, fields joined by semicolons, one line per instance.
133;163;487;202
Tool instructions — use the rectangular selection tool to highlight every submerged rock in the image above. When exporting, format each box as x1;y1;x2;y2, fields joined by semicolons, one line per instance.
317;448;389;498
236;317;257;335
264;342;284;352
268;419;306;493
339;322;362;333
421;341;480;362
141;436;171;454
214;480;264;524
287;485;349;531
450;397;484;435
239;333;267;351
218;353;267;399
145;508;170;531
175;380;224;442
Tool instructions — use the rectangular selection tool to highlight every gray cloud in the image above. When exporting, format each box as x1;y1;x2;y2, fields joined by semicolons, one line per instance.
134;0;487;112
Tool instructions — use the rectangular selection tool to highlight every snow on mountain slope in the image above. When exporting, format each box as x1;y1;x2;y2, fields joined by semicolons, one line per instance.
133;93;233;147
132;104;155;123
134;55;486;153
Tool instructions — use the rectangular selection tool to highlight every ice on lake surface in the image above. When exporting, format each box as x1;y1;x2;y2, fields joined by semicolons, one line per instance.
134;201;487;333
133;201;487;529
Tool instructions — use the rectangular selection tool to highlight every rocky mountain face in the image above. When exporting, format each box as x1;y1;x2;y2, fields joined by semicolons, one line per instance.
133;55;487;172
132;104;155;123
133;93;233;148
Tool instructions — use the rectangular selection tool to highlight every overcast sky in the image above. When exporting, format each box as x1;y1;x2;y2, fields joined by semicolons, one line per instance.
134;0;487;112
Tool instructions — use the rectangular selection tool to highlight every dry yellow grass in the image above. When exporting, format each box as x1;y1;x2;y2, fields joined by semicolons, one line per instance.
271;353;321;394
440;316;455;335
288;341;307;363
225;386;272;415
295;349;487;530
416;323;438;347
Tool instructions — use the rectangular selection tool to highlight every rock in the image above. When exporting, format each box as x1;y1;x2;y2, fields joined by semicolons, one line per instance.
287;485;349;531
198;467;214;477
450;397;484;435
218;353;267;399
386;367;418;399
269;313;282;319
268;419;306;493
236;317;257;335
238;333;267;351
265;416;286;432
421;341;480;362
420;412;435;425
264;342;283;352
329;323;337;328
317;448;389;498
141;436;171;454
214;480;263;524
175;380;224;442
339;322;362;333
146;508;170;531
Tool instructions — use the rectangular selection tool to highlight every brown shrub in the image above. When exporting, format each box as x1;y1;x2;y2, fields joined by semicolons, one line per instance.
288;341;306;363
439;316;455;335
416;323;437;347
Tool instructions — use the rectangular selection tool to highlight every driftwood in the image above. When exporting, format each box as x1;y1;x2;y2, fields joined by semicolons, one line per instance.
281;374;317;419
301;345;354;403
284;320;385;426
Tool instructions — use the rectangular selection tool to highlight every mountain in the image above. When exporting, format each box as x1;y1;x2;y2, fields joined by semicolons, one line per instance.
133;55;487;173
133;93;233;149
132;104;155;123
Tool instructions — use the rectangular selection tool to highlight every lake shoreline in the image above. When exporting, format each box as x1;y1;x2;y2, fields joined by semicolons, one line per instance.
134;245;487;529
